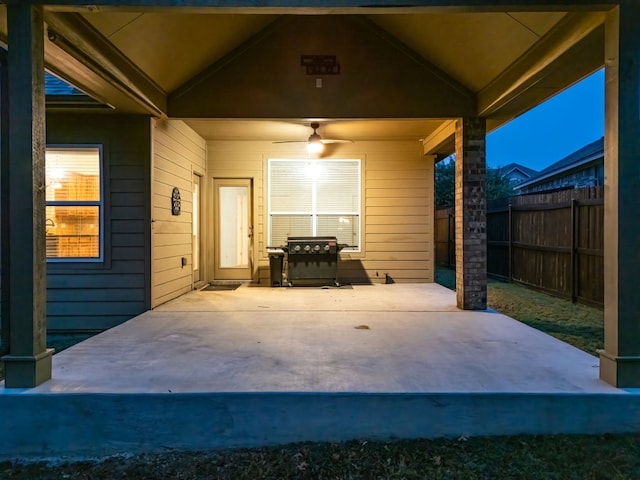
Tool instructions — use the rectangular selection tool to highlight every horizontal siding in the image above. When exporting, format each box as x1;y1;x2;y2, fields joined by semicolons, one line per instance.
363;145;434;283
47;274;145;289
365;242;428;252
48;288;145;302
367;197;430;207
47;301;147;316
152;119;206;307
366;169;430;180
112;246;146;261
367;178;429;189
45;113;151;333
367;215;429;225
208;140;434;285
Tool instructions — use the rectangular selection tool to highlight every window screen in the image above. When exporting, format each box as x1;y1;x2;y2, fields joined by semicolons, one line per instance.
268;159;360;249
45;146;102;260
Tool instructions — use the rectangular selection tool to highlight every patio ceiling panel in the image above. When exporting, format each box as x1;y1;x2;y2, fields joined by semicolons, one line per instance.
0;5;607;147
44;11;168;114
80;12;279;93
369;11;567;93
478;11;605;117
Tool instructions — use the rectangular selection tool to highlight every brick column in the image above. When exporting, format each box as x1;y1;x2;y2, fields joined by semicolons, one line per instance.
454;117;487;310
598;3;640;387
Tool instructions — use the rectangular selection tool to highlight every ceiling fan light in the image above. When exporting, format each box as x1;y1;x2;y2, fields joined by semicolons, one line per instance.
307;139;324;154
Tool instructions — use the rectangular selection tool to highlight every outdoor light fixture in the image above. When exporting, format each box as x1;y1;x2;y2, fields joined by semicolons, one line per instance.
306;131;324;154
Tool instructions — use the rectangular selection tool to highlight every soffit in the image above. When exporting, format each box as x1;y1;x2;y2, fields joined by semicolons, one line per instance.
0;6;601;152
369;11;567;92
80;12;278;92
77;10;568;95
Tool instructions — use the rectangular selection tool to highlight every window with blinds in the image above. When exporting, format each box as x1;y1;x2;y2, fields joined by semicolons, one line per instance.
268;159;360;250
45;146;102;260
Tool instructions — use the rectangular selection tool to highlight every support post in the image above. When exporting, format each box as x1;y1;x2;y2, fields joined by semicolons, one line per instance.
570;198;577;304
0;48;7;358
598;3;640;387
454;117;487;310
508;203;512;283
1;3;53;388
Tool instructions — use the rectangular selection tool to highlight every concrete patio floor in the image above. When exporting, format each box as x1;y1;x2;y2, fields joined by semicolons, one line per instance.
1;283;639;459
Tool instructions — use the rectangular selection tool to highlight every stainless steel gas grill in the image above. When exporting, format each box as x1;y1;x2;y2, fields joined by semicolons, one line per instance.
286;236;344;287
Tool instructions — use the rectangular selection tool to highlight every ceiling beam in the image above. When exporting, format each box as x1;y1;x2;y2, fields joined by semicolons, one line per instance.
22;1;618;12
422;120;456;156
477;10;605;117
43;11;167;116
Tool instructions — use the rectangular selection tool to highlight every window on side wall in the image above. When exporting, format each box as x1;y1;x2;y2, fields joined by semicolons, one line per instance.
268;159;361;251
45;146;103;261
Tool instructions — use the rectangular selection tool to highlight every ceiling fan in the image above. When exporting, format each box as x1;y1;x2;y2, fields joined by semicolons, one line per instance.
273;122;353;154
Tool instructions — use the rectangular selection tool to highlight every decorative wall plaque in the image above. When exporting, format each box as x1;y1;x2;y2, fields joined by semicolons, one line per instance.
301;55;340;75
171;187;181;216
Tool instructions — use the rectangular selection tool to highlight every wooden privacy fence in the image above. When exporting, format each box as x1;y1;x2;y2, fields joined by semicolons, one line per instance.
436;187;604;307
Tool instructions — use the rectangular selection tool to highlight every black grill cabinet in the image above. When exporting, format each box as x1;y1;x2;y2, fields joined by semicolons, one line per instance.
286;236;341;286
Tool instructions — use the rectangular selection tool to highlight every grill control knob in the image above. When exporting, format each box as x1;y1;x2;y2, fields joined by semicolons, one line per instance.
304;245;311;252
314;244;320;252
294;245;301;252
324;244;330;251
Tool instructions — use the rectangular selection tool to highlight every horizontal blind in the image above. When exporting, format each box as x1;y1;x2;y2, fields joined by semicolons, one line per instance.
270;215;312;246
316;160;360;212
269;160;312;212
268;158;361;248
317;215;359;246
46;148;101;202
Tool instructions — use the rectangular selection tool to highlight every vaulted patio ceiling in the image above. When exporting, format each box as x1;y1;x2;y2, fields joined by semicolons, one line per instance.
0;4;607;155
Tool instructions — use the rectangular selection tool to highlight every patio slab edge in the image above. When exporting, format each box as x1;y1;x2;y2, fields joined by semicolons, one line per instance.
1;391;639;460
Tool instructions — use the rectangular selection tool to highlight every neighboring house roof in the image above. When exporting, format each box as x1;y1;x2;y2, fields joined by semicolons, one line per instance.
45;73;85;96
45;73;108;109
516;137;604;190
498;162;538;179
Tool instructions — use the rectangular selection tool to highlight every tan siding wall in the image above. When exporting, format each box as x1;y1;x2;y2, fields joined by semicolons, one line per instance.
361;142;434;283
206;140;434;285
152;119;206;307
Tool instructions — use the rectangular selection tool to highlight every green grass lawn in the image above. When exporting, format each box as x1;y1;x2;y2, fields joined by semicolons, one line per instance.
2;434;639;479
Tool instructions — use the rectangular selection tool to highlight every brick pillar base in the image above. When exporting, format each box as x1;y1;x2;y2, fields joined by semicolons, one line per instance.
455;117;487;310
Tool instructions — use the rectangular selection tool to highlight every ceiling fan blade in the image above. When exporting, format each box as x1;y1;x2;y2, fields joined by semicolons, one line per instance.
272;140;308;144
321;139;354;144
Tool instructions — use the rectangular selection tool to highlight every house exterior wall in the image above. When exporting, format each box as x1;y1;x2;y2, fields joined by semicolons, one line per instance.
206;140;434;285
45;113;152;332
506;170;529;186
519;161;604;194
151;119;207;308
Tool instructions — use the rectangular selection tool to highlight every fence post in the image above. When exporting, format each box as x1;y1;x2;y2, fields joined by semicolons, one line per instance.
508;203;512;283
570;198;577;303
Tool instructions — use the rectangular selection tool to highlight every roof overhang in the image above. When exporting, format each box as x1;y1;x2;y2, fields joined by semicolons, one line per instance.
0;2;611;150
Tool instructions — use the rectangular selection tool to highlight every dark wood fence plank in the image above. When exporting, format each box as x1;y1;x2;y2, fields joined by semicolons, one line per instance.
435;187;603;307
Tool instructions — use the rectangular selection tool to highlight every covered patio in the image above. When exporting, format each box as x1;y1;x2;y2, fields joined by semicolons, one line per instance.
1;284;638;459
0;0;639;459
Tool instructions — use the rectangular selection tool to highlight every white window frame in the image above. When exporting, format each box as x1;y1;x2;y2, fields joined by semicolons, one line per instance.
45;144;104;263
267;158;361;252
